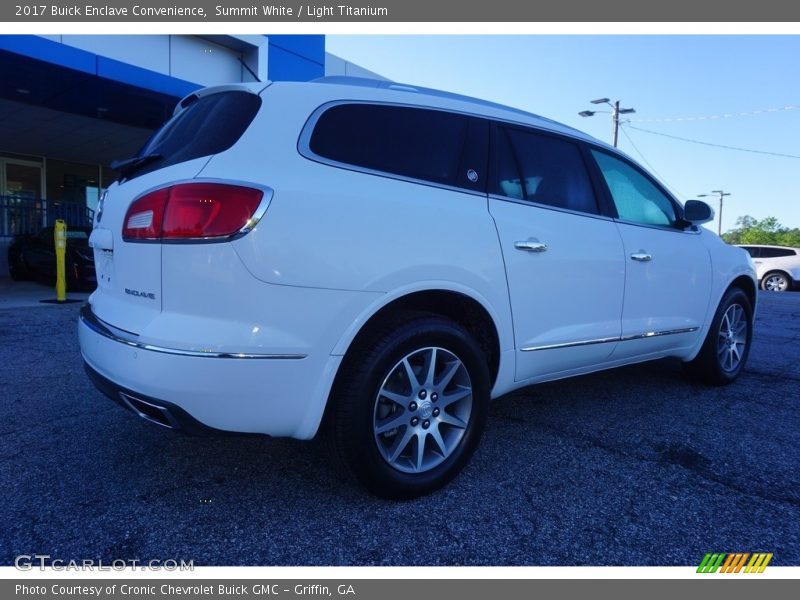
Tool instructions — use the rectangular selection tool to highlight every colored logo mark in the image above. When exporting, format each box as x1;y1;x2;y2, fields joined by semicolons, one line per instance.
697;552;773;573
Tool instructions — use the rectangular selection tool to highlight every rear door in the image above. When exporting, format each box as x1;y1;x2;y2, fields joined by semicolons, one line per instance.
89;87;264;333
758;246;796;273
489;125;626;381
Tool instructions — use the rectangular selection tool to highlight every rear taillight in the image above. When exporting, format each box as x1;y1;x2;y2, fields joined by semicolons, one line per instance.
122;183;263;241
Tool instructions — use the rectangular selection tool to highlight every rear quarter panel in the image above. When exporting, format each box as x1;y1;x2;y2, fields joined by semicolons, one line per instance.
198;83;516;360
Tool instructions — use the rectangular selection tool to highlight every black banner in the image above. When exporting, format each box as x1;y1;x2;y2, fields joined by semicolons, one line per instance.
2;0;800;22
5;579;799;600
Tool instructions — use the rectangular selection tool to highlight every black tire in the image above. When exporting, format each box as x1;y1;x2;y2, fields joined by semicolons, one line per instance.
8;252;28;281
684;287;753;385
327;312;490;500
761;271;790;292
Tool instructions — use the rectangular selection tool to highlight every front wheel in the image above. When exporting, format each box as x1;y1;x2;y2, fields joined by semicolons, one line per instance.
761;271;790;292
684;287;753;385
328;313;490;499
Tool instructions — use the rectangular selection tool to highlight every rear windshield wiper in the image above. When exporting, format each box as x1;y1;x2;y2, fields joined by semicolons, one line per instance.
110;153;163;180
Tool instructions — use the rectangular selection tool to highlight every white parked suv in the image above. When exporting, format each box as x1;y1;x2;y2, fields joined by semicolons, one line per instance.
737;244;800;292
79;77;757;498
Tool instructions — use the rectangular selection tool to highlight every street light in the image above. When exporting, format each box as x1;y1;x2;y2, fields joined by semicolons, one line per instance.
579;98;636;147
697;190;731;236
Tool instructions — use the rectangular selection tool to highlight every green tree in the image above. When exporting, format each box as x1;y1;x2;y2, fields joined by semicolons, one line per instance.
722;215;800;247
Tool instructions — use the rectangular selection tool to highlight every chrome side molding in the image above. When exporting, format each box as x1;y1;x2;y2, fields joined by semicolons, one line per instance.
620;327;699;341
520;336;620;352
521;326;700;352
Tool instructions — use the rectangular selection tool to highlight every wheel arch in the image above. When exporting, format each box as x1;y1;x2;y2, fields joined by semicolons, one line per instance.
332;288;503;390
728;274;757;308
683;273;756;384
684;271;757;363
323;289;500;498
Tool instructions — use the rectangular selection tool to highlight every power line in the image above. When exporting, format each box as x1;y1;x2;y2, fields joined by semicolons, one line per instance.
628;104;800;123
622;124;800;160
618;126;684;198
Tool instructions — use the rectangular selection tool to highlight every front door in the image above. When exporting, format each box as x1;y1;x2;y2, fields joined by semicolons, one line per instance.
589;149;712;358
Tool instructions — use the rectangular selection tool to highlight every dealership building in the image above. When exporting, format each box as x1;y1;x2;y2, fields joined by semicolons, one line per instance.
0;34;381;276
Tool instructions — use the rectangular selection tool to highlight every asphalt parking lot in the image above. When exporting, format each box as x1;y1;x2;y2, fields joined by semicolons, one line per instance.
1;286;798;566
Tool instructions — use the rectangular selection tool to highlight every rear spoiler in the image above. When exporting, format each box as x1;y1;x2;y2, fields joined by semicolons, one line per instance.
174;82;272;117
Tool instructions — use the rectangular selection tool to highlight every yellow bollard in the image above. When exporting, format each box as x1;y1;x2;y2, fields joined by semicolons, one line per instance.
54;219;67;302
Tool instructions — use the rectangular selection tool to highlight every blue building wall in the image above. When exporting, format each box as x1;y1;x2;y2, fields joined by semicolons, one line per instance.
1;34;327;98
267;35;325;82
0;35;202;100
0;35;325;152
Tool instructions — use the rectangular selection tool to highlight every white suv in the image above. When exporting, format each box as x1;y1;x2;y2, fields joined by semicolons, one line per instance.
79;77;757;498
737;245;800;292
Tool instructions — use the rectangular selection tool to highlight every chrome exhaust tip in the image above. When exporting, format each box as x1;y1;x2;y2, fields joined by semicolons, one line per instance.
118;392;180;430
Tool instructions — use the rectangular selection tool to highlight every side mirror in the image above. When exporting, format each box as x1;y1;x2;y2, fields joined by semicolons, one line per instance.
683;200;715;225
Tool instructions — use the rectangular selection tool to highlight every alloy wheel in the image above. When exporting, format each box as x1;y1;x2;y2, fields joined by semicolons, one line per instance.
717;303;748;372
372;347;473;474
763;274;788;292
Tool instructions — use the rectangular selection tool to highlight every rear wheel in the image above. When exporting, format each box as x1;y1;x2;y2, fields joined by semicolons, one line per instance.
328;313;490;499
684;287;753;385
761;271;790;292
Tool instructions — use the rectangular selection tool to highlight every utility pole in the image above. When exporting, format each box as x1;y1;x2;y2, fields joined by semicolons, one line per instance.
698;190;731;236
580;98;636;147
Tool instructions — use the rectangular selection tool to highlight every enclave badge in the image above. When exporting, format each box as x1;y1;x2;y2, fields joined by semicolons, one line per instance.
125;288;156;300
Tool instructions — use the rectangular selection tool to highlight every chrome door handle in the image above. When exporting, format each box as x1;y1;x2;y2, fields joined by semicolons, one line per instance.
515;240;548;253
630;252;652;262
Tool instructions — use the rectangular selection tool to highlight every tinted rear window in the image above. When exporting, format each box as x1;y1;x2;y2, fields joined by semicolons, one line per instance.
740;246;759;258
129;91;261;179
308;103;487;191
760;247;796;258
495;126;599;215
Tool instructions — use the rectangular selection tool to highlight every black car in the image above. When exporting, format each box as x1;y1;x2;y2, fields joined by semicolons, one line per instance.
8;225;96;290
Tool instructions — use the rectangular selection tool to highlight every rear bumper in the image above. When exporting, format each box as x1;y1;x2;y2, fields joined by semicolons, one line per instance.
78;303;343;439
84;362;228;436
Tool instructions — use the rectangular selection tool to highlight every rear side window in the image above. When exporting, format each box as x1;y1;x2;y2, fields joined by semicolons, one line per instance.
494;126;599;215
760;247;796;258
741;246;760;258
308;103;487;191
130;91;261;180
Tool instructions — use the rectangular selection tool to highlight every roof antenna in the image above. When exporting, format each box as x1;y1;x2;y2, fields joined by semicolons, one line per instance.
239;57;261;82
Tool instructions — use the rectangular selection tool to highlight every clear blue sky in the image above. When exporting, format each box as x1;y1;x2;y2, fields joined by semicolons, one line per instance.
326;35;800;234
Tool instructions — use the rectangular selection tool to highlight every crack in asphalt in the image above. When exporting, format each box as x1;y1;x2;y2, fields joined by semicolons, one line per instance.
529;420;800;509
